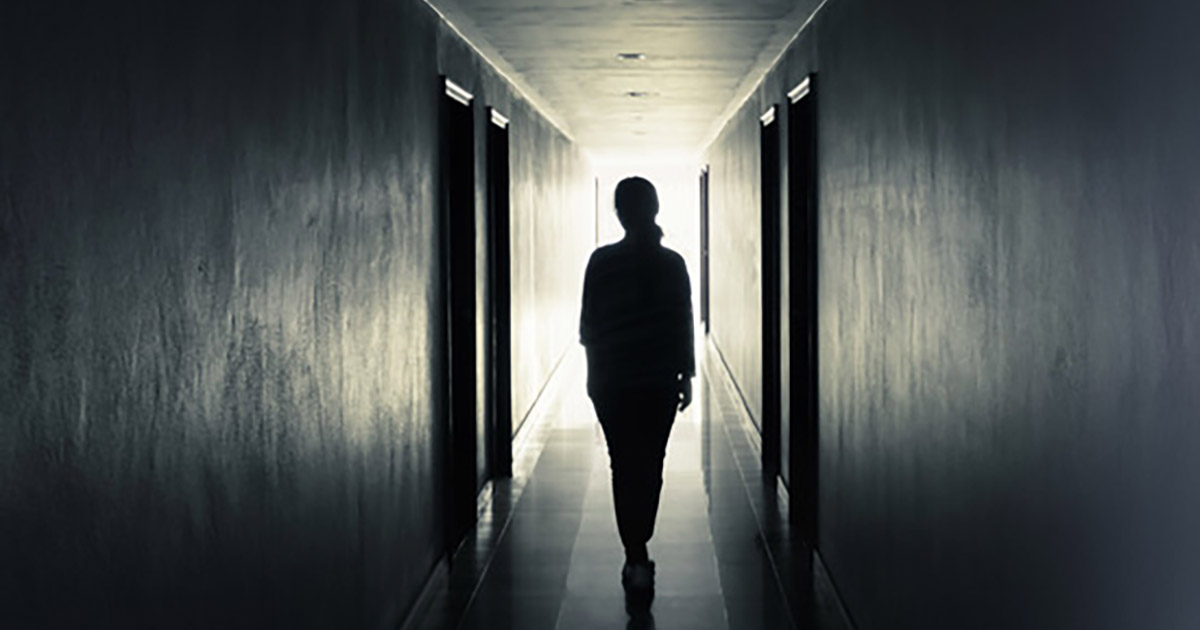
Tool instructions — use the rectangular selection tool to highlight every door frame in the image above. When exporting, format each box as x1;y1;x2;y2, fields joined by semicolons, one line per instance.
760;104;782;479
700;165;711;334
786;75;819;544
439;76;479;557
486;106;513;479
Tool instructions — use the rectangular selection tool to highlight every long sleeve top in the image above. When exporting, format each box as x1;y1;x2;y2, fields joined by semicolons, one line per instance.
579;237;695;398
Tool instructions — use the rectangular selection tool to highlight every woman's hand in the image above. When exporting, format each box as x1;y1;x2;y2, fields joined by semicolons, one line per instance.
678;377;693;411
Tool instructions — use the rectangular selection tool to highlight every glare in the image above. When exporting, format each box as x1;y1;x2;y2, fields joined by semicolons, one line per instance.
593;157;701;261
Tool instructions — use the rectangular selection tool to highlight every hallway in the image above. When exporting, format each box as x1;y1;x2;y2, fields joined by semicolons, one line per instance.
6;0;1200;627
414;345;849;630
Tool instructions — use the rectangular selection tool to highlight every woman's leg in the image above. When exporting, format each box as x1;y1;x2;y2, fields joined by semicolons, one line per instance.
594;389;678;564
628;390;678;558
594;395;645;562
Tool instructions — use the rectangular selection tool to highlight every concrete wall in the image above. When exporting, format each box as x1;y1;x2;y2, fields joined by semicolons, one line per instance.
707;103;770;429
503;102;594;433
435;18;595;478
0;0;592;627
704;0;1200;627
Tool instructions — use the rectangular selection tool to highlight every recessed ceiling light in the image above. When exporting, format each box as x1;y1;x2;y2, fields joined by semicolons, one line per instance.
617;53;647;61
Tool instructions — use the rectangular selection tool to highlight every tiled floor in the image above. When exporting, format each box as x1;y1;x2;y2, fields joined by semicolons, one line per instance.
414;342;852;630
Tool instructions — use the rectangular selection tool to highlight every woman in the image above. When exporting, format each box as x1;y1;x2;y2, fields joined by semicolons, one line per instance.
579;176;695;592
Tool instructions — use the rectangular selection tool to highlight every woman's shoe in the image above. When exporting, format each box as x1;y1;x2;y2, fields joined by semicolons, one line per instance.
621;559;656;591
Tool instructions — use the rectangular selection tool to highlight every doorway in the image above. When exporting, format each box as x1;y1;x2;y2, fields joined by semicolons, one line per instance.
700;166;711;334
486;107;512;479
440;77;478;555
787;75;818;544
760;105;782;479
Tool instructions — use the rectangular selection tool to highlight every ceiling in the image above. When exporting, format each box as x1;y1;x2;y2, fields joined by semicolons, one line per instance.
426;0;822;160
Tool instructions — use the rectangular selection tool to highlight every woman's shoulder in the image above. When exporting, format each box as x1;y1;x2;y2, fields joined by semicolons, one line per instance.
587;243;621;265
657;245;686;268
588;240;682;271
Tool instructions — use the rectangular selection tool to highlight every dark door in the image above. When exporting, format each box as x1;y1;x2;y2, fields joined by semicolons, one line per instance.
486;108;513;478
787;76;819;544
440;77;478;555
700;166;711;333
761;106;782;478
594;177;601;246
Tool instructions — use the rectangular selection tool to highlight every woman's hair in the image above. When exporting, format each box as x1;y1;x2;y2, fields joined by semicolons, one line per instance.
614;177;659;233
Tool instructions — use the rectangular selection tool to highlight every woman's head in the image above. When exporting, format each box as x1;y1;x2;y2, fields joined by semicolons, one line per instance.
614;177;659;235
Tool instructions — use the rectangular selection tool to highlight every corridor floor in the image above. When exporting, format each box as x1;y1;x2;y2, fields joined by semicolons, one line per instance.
413;344;852;630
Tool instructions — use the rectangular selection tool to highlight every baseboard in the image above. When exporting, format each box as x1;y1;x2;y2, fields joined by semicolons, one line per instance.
814;550;857;630
511;345;572;439
707;335;763;439
705;334;856;630
474;342;564;523
397;344;574;630
396;557;449;630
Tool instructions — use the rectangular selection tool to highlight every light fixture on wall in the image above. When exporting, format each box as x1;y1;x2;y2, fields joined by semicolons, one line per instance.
788;77;812;104
490;108;509;129
617;52;647;61
760;105;777;126
444;78;473;106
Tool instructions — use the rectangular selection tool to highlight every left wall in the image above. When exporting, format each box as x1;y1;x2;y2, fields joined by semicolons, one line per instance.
0;0;593;627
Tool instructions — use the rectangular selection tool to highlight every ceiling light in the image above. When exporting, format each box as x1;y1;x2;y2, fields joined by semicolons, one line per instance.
626;91;651;98
617;53;646;61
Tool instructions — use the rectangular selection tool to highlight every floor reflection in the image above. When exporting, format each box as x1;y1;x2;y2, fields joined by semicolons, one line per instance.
415;345;849;630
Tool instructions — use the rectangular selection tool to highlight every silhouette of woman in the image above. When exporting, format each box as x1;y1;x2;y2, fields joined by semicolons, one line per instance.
579;177;695;594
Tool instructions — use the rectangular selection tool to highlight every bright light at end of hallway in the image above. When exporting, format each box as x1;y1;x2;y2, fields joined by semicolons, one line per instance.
593;153;702;270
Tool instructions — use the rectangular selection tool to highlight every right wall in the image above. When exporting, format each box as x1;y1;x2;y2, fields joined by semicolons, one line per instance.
704;0;1200;627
